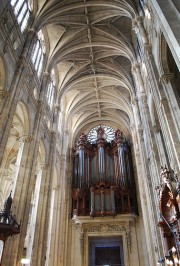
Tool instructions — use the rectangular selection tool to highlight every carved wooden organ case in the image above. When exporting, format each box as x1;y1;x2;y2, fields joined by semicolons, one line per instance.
72;127;138;218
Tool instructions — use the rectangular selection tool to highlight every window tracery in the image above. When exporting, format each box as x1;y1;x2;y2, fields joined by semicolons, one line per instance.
10;0;30;32
46;70;55;109
88;125;115;144
31;30;45;77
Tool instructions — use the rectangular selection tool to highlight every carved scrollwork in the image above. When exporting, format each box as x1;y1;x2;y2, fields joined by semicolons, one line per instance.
84;223;127;233
126;230;131;250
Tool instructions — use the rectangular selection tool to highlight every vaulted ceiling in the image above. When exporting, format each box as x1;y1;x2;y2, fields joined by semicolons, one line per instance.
33;0;140;140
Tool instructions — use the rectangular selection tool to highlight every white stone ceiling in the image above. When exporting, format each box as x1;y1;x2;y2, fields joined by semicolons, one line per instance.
33;0;139;139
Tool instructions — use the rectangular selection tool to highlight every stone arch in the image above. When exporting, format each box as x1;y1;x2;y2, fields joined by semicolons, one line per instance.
24;139;46;262
0;102;30;205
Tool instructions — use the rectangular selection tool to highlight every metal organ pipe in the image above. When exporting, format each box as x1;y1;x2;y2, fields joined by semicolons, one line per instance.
126;148;131;187
100;188;105;216
86;156;90;188
90;187;95;217
115;130;128;188
78;148;84;188
110;186;116;215
114;154;119;185
74;156;78;187
98;146;105;180
96;127;106;181
77;133;87;188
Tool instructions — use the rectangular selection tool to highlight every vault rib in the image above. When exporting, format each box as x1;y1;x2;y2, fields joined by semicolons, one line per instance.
84;0;101;118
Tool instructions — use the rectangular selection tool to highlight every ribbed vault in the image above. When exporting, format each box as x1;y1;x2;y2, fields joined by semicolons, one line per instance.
32;0;139;140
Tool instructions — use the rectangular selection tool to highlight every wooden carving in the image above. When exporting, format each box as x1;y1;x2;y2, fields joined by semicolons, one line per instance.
72;128;138;218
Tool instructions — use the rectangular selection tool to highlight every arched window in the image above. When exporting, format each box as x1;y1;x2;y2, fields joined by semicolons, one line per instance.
31;31;45;77
46;69;55;109
46;82;54;109
10;0;30;32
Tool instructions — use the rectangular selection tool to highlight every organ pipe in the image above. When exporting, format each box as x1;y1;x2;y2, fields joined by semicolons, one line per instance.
78;149;84;188
72;127;138;217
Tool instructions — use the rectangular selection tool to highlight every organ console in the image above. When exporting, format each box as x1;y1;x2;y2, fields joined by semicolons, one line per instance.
72;126;138;218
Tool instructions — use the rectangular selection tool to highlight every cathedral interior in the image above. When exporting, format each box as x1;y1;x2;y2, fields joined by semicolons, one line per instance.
0;0;179;265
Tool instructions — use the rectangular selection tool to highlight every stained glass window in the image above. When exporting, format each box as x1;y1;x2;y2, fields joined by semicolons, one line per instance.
88;125;115;144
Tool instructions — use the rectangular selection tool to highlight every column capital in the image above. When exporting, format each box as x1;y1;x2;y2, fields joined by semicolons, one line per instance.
159;73;174;84
131;96;138;105
28;28;35;33
63;129;69;135
135;15;143;24
17;135;33;143
143;43;152;54
54;104;61;112
0;89;9;99
42;71;51;78
38;163;49;171
131;63;140;73
160;98;168;109
139;93;147;104
37;100;44;113
152;125;160;133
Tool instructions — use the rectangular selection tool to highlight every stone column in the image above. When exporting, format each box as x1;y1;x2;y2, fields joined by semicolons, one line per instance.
2;69;51;265
1;134;34;266
0;28;37;164
134;16;149;45
131;96;164;264
143;42;180;173
132;63;145;94
36;130;58;265
31;163;49;266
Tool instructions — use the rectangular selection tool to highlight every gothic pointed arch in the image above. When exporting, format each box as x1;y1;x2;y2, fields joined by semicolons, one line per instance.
0;102;29;206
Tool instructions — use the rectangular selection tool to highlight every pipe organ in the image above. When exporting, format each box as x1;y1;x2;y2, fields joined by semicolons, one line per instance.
72;127;138;218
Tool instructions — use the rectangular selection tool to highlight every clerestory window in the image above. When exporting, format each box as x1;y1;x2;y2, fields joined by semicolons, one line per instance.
10;0;30;32
46;69;55;109
88;125;115;144
31;30;45;77
46;82;54;109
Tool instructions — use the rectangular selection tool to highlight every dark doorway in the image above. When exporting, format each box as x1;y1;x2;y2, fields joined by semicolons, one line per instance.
89;237;124;266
